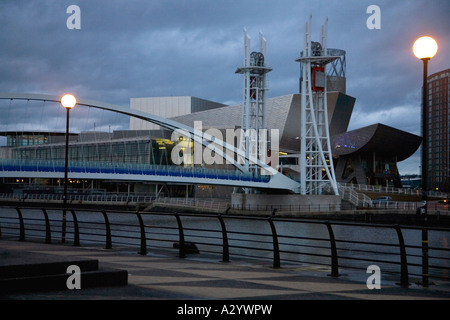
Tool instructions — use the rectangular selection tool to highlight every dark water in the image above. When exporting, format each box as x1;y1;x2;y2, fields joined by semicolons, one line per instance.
1;207;449;284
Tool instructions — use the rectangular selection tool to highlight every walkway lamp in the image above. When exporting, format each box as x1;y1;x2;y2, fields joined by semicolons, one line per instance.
413;36;438;287
60;94;76;243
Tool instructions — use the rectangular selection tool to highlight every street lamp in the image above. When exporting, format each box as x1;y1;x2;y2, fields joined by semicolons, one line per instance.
413;36;438;196
60;94;76;243
413;36;438;288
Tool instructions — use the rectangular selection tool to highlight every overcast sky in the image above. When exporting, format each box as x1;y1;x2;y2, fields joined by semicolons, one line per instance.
0;0;449;174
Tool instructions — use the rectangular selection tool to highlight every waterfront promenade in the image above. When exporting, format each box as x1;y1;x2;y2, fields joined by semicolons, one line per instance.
1;239;449;300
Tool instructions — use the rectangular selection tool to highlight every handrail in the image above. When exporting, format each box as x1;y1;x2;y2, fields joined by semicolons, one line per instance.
1;205;449;288
1;192;450;213
340;182;447;199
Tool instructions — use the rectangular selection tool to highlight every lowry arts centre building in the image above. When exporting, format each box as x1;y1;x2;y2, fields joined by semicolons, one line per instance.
0;46;421;197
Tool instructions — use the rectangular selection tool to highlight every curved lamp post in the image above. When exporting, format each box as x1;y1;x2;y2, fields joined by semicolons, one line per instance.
413;36;438;288
60;94;76;243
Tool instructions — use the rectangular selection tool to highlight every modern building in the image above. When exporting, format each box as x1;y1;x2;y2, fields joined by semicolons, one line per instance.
130;96;226;130
331;124;422;187
426;69;450;191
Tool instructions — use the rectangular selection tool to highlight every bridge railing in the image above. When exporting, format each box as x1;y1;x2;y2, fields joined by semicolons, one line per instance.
0;192;157;203
1;192;450;213
0;159;271;183
1;205;449;288
340;182;447;199
153;197;230;211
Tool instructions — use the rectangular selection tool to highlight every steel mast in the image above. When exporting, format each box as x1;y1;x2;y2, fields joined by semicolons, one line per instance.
296;16;339;195
236;29;272;186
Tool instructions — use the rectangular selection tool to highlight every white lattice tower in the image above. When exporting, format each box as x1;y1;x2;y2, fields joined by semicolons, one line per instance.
296;16;339;195
236;29;272;175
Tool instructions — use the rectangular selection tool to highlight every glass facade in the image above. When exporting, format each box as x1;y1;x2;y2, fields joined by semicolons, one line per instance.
427;69;450;191
7;133;48;147
11;137;175;166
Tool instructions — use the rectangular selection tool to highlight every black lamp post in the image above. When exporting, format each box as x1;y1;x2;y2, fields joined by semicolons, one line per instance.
413;36;438;287
60;94;77;243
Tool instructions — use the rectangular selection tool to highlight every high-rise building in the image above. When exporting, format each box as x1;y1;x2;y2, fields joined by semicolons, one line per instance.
427;68;450;191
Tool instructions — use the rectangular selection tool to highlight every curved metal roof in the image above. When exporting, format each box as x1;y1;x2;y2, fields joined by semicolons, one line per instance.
331;123;421;161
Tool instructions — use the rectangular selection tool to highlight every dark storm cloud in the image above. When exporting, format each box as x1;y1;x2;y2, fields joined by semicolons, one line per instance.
0;0;449;173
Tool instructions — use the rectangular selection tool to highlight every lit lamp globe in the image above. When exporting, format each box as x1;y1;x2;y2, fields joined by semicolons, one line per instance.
61;94;77;109
413;36;438;60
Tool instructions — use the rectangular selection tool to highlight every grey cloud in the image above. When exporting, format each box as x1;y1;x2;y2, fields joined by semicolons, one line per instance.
0;0;449;173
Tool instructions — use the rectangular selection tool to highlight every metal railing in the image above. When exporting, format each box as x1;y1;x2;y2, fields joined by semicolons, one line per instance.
340;182;447;199
337;184;373;208
153;197;230;211
2;193;450;213
0;192;157;204
0;159;271;183
1;205;449;288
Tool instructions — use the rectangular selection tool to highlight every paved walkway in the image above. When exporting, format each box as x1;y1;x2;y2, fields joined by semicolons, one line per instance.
1;239;449;300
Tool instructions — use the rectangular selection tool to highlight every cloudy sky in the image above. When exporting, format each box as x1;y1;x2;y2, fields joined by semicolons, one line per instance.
0;0;449;174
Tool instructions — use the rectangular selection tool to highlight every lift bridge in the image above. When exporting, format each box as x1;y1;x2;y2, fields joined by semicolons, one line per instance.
0;93;301;193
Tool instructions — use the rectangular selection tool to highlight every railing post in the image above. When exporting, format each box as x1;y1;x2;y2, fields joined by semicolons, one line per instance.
268;218;280;268
101;210;112;249
394;225;410;288
174;213;186;258
61;208;67;244
325;222;339;277
41;208;51;244
136;211;147;255
70;210;80;246
421;219;429;288
218;214;229;262
15;207;25;241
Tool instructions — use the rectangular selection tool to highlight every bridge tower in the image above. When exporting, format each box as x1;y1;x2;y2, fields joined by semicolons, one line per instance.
296;16;339;196
235;29;272;180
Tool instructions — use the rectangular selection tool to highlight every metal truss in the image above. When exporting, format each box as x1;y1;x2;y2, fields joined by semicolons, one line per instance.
296;16;339;196
235;29;272;174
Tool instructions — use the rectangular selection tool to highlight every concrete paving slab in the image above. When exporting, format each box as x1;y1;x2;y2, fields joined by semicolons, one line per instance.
1;238;449;301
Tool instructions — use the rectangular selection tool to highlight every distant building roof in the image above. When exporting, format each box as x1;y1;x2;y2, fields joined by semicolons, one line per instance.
171;92;355;153
331;123;422;161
